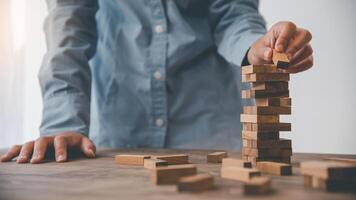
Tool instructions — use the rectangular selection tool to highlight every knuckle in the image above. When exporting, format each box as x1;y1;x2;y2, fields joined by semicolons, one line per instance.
285;21;296;30
12;144;21;149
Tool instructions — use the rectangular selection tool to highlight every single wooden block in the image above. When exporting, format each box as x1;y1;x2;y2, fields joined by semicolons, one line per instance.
177;174;214;193
115;154;151;166
242;122;291;132
153;154;189;165
144;158;169;169
151;164;197;185
243;106;291;115
323;157;356;164
241;90;289;99
255;97;291;107
242;131;280;140
252;82;289;91
242;73;289;83
243;176;271;195
300;161;356;180
272;50;290;69
243;139;292;149
242;147;292;158
221;167;261;182
241;64;277;75
222;158;252;168
303;175;356;192
240;114;279;123
256;161;292;176
207;152;228;163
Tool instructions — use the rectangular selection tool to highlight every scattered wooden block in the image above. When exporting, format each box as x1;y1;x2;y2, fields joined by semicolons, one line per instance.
242;122;291;132
240;114;279;123
272;50;290;69
207;152;228;163
242;90;289;99
300;161;356;180
153;154;189;165
222;158;252;168
221;167;261;182
242;131;280;140
243;106;291;115
323;157;356;164
252;82;289;91
144;158;169;169
243;176;271;195
115;154;151;166
242;73;289;83
241;64;277;75
177;174;214;193
243;139;291;149
255;97;291;107
151;164;197;185
256;161;292;176
303;175;356;192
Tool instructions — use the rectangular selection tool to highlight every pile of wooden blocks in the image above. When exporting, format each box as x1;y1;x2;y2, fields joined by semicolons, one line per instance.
301;161;356;192
241;52;292;165
115;154;214;193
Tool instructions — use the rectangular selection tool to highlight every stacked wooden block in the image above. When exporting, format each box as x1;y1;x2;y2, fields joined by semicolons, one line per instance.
241;63;292;165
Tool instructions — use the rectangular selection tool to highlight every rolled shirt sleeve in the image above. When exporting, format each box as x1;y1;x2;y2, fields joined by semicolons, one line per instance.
38;0;98;136
209;0;267;66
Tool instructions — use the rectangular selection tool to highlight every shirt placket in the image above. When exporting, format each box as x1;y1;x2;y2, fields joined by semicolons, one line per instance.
149;0;168;147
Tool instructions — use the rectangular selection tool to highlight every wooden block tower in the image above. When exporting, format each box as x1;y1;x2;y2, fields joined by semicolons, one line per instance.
240;55;292;166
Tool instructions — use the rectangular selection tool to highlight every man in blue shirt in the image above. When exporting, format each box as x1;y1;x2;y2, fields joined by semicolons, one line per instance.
1;0;313;164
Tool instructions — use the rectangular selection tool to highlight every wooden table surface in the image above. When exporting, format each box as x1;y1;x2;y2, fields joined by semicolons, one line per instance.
0;148;355;200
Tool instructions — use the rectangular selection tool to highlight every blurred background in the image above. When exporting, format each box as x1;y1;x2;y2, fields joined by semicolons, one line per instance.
0;0;355;154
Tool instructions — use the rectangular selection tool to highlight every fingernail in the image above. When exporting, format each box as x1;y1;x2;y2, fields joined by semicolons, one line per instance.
57;155;65;162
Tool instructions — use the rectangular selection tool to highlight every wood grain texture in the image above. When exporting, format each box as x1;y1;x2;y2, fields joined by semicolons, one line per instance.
272;50;290;69
153;154;189;165
241;64;278;75
300;161;356;180
240;114;279;123
115;154;151;166
243;106;291;115
177;174;214;192
242;73;290;83
207;152;228;163
256;161;292;176
241;90;289;99
151;164;197;185
242;122;291;132
221;167;261;182
255;97;292;107
243;139;292;149
222;158;252;168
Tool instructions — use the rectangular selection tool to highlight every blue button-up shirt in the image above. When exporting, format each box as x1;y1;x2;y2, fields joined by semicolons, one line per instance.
39;0;266;150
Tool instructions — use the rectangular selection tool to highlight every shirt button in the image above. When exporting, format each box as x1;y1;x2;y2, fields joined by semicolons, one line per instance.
153;71;162;80
155;118;164;128
154;25;165;33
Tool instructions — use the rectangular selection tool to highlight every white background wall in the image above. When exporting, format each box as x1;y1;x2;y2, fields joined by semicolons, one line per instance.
0;0;355;155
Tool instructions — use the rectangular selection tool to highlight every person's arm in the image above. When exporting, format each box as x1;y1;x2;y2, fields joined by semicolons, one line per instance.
0;0;98;164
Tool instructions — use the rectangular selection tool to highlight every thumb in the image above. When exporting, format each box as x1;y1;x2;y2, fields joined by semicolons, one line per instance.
81;137;96;158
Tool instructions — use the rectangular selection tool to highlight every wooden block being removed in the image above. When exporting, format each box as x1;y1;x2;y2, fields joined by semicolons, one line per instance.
115;154;151;166
144;158;169;169
242;122;291;132
244;176;271;195
151;164;197;185
222;158;252;168
221;167;261;182
177;174;214;193
243;106;291;115
252;82;289;91
207;152;228;163
241;64;277;75
153;154;189;165
243;139;291;149
242;73;289;83
242;131;280;141
272;50;290;69
242;90;289;99
300;161;356;180
256;161;292;176
240;114;279;123
255;97;291;107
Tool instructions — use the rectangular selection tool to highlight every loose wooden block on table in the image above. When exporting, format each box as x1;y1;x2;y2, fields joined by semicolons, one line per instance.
300;161;356;180
255;97;291;107
252;82;289;91
221;167;261;182
323;157;356;164
241;64;277;75
153;154;189;165
304;175;356;192
151;164;197;185
256;161;292;176
243;177;271;195
207;152;228;163
272;50;290;69
115;154;151;166
242;73;289;83
242;131;280;140
144;158;169;169
177;174;214;193
243;106;291;115
243;139;292;149
241;90;289;99
240;114;279;123
222;158;252;168
242;122;291;132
